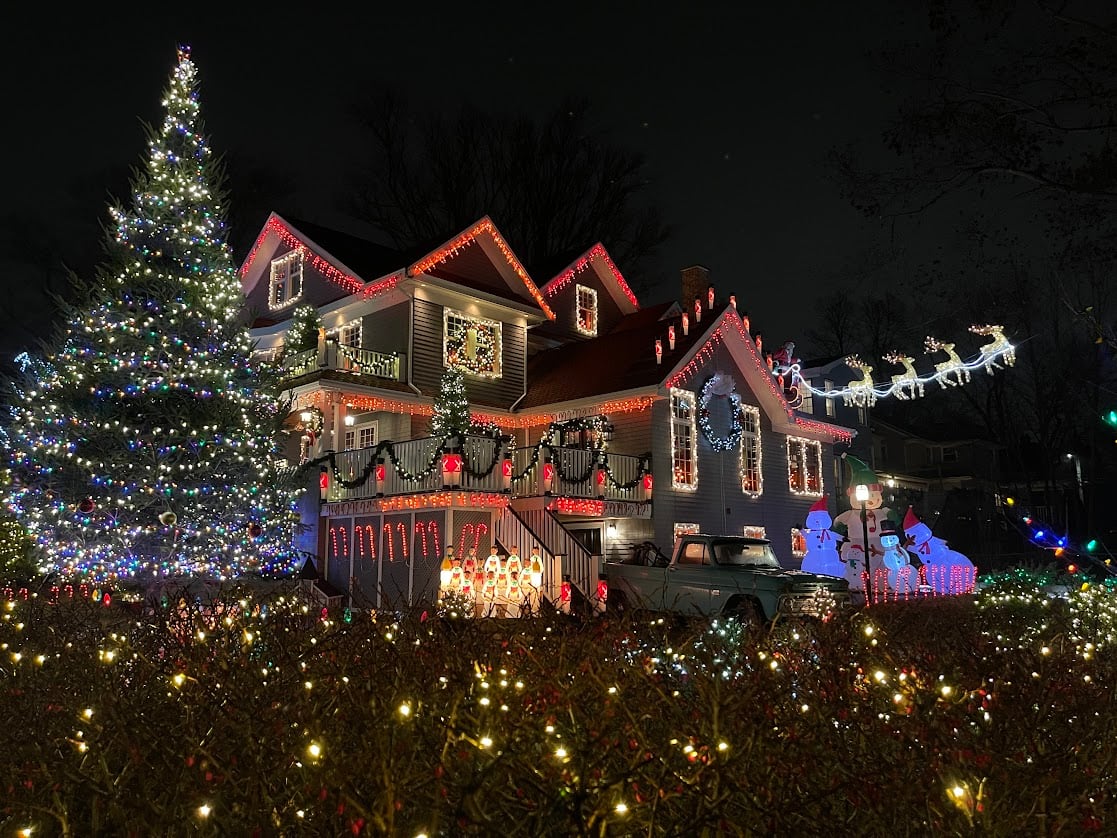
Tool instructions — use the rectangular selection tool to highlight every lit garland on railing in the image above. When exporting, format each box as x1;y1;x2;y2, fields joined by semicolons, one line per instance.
540;243;639;309
406;218;555;320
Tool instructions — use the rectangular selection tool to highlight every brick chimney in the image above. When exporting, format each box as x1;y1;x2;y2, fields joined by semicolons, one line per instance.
680;265;709;311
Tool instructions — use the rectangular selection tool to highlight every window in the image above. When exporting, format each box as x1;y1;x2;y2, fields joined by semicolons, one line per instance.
338;319;362;348
791;528;806;558
444;309;502;378
674;522;700;539
823;379;836;417
786;437;824;495
680;541;707;565
576;284;598;336
670;388;698;491
857;406;867;425
344;422;378;451
742;525;767;539
739;404;762;496
942;447;958;464
799;385;814;414
269;250;304;310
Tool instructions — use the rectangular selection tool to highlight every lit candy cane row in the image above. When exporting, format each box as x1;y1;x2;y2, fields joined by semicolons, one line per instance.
414;520;441;558
458;522;489;553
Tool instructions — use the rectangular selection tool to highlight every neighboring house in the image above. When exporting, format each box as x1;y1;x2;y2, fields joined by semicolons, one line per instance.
870;414;1005;559
794;355;874;491
239;214;854;612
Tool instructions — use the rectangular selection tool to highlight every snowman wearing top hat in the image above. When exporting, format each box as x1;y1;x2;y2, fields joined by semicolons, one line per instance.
832;454;897;591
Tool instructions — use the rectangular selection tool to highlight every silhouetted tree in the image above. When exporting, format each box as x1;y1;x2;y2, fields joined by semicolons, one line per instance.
342;93;669;286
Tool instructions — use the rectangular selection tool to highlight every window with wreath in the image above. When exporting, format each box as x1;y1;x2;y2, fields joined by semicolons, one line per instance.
444;309;502;378
670;388;698;491
576;284;598;336
269;250;304;309
786;436;824;495
739;404;762;496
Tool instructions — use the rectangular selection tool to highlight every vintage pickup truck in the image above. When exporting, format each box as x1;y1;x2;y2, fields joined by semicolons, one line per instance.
603;534;851;624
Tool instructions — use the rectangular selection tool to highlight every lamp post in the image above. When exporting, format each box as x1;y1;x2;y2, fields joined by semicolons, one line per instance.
855;483;873;605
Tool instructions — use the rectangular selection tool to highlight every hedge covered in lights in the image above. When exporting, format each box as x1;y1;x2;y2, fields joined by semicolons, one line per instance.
1;568;1115;835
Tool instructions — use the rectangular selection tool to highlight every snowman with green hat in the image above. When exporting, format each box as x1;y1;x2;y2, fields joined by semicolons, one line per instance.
832;454;898;591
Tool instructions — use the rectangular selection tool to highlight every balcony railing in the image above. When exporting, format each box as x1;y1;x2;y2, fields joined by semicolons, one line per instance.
279;341;403;382
323;439;649;504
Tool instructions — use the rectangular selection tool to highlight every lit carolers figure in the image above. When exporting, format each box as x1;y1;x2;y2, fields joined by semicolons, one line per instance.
439;544;456;598
504;546;523;616
800;495;845;578
904;506;976;595
528;547;544;611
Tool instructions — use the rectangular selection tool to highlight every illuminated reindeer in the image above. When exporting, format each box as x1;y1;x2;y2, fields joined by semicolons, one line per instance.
969;324;1015;373
924;337;971;388
843;355;877;407
883;351;924;400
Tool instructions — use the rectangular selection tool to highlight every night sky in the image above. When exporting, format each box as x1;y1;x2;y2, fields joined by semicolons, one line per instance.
1;4;922;361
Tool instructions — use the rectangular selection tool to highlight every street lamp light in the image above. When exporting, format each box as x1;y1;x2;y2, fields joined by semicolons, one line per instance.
855;483;872;604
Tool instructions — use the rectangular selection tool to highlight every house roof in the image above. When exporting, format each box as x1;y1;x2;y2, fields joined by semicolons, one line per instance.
519;301;711;408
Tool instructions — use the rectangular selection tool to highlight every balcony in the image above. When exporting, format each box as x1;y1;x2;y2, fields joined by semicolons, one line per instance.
279;341;403;384
323;437;651;507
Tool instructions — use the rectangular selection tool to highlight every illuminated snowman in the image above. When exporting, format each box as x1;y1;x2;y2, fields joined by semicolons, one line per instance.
800;495;846;578
879;524;918;595
903;507;976;595
832;455;896;591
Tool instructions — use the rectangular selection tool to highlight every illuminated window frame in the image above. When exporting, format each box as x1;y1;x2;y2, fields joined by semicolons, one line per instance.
786;436;824;496
743;525;767;540
790;528;806;558
269;250;304;310
674;522;700;539
338;318;362;348
444;309;502;378
344;421;379;451
739;404;762;497
576;284;598;336
799;385;814;414
670;388;698;491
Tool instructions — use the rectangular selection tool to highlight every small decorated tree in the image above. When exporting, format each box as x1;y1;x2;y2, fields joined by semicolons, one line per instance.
1;48;299;582
282;303;322;359
430;367;473;443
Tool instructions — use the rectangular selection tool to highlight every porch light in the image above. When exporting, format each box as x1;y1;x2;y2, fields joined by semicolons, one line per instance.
606;521;617;538
344;413;355;426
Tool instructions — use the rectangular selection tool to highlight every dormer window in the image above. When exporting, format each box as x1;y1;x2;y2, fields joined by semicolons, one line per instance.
269;250;304;310
576;284;598;336
444;309;502;378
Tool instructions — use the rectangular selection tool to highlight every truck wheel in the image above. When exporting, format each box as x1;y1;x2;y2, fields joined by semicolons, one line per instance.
725;599;764;632
607;590;629;618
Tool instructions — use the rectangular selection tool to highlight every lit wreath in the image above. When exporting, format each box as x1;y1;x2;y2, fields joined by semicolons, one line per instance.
698;373;743;452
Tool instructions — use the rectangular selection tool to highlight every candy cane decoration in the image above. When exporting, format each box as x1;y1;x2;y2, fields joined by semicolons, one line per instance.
355;524;377;561
329;526;349;558
383;521;410;562
458;522;490;553
414;521;442;559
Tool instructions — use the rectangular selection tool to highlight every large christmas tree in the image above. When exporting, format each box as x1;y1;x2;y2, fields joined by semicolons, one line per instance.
1;47;300;582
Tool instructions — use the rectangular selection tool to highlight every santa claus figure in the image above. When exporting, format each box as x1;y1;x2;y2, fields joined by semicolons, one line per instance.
800;495;845;579
831;455;896;591
903;506;976;595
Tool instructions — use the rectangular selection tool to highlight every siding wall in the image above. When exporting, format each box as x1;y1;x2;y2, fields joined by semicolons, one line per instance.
411;298;526;408
649;350;839;568
361;302;409;355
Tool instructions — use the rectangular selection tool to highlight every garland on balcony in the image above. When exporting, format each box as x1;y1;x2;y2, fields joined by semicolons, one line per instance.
301;424;652;493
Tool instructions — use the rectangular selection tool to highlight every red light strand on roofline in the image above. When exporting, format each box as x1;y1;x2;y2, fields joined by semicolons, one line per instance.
541;243;639;309
406;219;555;320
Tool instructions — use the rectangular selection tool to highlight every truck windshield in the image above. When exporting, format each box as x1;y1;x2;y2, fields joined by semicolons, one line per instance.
711;539;781;568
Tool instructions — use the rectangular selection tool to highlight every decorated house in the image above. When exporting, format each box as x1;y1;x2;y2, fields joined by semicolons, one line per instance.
239;214;854;613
